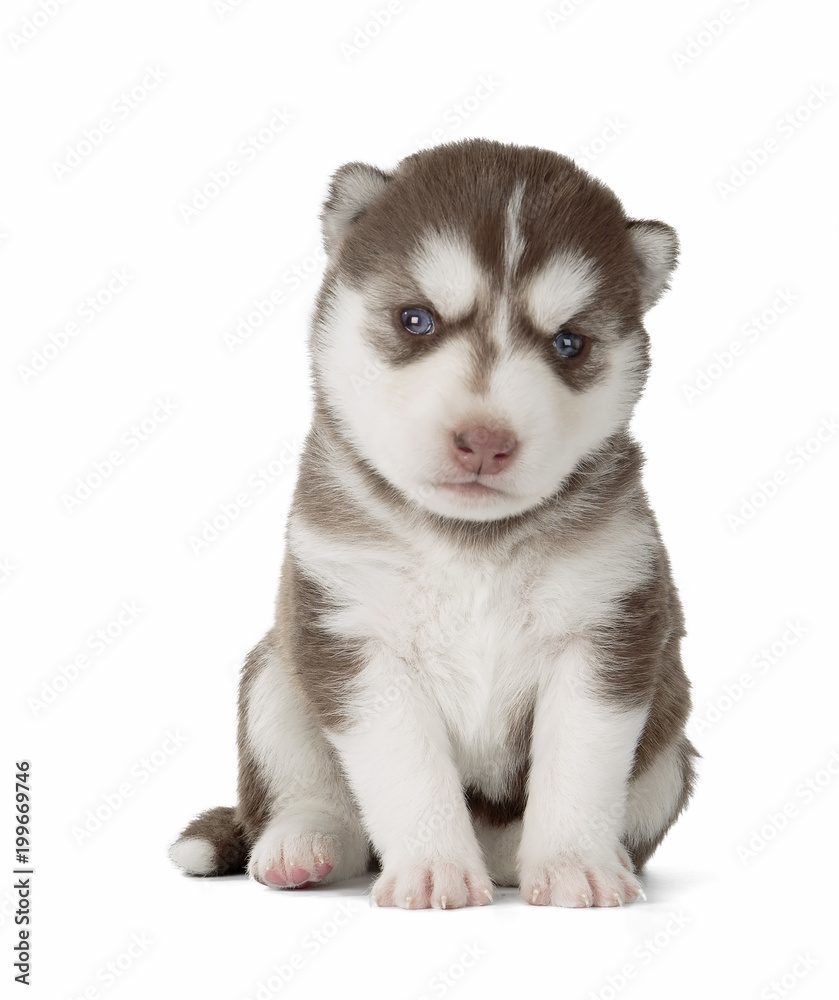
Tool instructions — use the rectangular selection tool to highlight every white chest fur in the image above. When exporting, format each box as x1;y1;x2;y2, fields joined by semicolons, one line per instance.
287;506;656;789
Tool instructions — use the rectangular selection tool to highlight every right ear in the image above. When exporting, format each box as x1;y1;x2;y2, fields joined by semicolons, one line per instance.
626;219;679;312
321;162;391;256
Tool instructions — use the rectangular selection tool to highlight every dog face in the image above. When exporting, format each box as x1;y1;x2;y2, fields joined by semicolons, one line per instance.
311;140;677;522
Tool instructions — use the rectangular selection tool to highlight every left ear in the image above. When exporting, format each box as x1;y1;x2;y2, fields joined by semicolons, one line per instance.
626;219;679;312
320;161;391;257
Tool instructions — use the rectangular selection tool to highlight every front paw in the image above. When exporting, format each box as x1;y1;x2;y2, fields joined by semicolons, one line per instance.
520;847;643;908
249;829;339;889
372;860;494;910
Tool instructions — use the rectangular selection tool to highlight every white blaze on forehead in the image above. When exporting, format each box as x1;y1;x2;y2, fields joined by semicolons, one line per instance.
504;181;527;283
412;231;484;321
525;251;600;332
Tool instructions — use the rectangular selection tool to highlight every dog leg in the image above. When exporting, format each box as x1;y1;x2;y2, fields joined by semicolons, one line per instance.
326;653;494;909
240;640;369;889
518;642;647;907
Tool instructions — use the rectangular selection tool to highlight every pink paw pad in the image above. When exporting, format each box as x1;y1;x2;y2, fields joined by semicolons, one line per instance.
313;859;333;880
288;865;312;884
264;868;293;887
263;858;333;889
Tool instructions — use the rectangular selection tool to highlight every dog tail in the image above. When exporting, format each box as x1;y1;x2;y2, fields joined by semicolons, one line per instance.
168;805;249;876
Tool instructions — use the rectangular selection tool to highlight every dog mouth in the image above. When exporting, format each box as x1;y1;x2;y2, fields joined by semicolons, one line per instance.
435;481;504;498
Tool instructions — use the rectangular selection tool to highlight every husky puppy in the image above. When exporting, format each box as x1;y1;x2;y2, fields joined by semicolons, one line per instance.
170;139;696;908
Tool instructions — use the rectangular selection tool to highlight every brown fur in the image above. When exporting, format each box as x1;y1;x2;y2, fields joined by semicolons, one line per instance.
314;140;653;407
172;139;695;883
278;551;367;732
173;807;248;875
234;636;273;847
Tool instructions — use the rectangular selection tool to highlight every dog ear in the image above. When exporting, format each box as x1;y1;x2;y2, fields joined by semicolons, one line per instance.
321;162;391;256
626;219;679;312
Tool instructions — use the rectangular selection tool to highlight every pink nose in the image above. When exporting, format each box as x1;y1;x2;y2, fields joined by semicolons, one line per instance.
452;427;517;475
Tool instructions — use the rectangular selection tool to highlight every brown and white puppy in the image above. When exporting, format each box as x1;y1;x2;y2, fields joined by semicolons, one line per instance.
170;139;697;909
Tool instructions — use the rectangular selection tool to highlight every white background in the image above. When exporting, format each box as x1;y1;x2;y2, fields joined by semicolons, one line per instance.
3;0;837;997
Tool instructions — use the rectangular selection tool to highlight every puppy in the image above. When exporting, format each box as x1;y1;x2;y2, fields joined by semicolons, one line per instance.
170;139;697;909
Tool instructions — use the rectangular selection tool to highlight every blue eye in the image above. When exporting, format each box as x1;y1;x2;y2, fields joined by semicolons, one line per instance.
400;307;435;335
553;331;585;358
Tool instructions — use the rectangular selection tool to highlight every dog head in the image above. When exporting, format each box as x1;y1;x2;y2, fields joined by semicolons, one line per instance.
311;139;677;523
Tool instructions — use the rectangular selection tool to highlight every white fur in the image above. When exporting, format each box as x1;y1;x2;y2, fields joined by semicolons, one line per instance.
519;642;647;859
411;231;483;321
627;223;677;310
318;281;646;523
322;164;389;252
624;742;685;846
244;649;368;885
169;837;215;875
289;502;655;787
288;506;654;905
515;641;647;906
239;177;680;908
325;652;490;866
525;250;600;331
245;648;360;819
503;182;527;284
